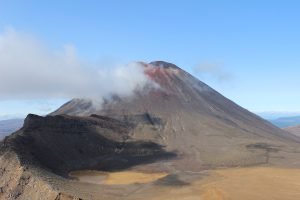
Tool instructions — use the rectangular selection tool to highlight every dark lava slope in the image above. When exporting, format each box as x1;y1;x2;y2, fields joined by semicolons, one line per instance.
0;114;175;199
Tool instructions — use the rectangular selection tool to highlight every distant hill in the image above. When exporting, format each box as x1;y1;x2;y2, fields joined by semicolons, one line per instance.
0;118;24;140
285;126;300;137
256;112;300;120
270;116;300;128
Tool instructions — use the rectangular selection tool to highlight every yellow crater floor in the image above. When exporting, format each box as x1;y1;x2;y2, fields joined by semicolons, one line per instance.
69;170;167;185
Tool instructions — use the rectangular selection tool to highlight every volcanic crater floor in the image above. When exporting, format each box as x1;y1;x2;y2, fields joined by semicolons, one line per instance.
64;166;300;200
69;170;168;185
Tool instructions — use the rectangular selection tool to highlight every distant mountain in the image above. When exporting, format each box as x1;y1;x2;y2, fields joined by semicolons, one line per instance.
0;118;24;140
285;125;300;137
270;116;300;128
256;112;300;120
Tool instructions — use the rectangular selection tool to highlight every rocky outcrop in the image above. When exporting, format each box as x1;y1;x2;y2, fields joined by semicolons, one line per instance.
0;114;175;199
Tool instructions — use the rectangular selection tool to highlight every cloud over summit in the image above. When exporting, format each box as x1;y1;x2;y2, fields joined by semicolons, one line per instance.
0;28;154;100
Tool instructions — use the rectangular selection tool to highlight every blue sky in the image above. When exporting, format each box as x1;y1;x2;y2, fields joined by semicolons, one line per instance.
1;0;300;119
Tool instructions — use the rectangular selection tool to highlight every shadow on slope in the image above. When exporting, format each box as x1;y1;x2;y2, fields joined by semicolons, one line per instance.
0;114;176;177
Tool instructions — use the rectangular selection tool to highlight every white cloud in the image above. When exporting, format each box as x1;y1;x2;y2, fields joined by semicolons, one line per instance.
0;27;155;101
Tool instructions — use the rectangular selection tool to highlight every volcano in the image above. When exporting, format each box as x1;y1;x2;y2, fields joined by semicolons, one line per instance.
1;61;300;200
52;61;300;169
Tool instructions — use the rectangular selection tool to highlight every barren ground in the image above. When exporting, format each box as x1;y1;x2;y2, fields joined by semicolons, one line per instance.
69;167;300;200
